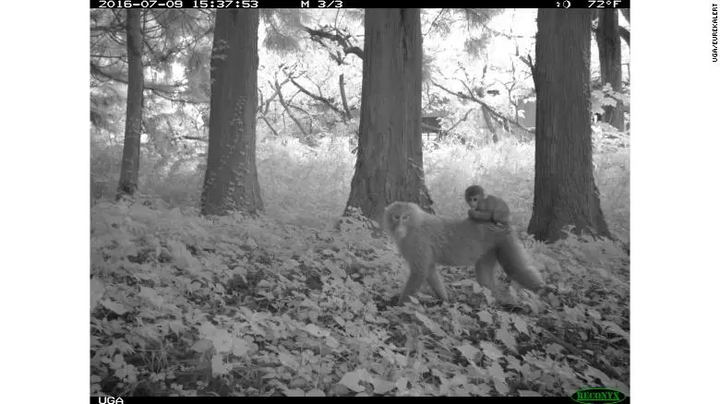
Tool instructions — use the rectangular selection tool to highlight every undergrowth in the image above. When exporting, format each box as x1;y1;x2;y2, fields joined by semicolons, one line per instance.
91;129;629;396
91;198;629;396
91;132;630;242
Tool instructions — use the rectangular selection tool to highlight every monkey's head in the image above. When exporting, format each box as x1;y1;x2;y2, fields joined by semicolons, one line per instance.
383;202;421;241
464;185;486;209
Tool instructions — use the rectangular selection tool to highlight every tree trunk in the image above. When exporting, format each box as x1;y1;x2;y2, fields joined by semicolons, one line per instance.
528;9;612;242
481;105;498;143
596;9;625;131
201;10;263;216
620;8;630;23
345;9;432;223
116;9;144;200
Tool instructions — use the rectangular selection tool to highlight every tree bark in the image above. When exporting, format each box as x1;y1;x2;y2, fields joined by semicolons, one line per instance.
346;9;432;223
201;10;263;216
596;9;625;131
528;9;612;242
116;9;144;200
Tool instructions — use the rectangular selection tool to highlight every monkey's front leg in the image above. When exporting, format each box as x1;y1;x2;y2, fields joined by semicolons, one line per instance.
426;265;449;301
398;262;428;304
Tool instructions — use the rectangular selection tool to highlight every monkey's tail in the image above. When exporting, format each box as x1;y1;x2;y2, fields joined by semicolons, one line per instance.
495;230;544;290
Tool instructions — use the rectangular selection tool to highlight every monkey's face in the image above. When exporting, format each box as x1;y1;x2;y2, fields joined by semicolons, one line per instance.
465;194;485;210
387;212;411;239
466;195;481;209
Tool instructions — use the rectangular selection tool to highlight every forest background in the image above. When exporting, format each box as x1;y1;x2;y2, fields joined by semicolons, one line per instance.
1;2;712;400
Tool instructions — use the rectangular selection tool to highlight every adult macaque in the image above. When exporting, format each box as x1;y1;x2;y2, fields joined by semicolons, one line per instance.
383;201;543;304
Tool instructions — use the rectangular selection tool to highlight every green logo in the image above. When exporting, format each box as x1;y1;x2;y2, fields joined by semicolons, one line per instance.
571;388;627;404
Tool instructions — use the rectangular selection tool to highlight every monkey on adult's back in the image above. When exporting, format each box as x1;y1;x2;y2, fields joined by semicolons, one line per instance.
383;201;544;305
464;185;511;227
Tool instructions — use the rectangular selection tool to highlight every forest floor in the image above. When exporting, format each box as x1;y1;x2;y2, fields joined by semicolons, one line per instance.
91;196;629;397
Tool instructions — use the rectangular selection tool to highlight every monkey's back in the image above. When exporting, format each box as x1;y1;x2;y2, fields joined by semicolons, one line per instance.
410;212;499;267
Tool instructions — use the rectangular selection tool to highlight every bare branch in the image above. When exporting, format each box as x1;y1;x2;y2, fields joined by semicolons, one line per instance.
283;70;344;116
260;114;280;137
431;79;534;133
422;122;441;133
273;79;309;138
180;136;207;142
620;8;630;23
445;108;475;133
257;78;287;114
423;9;447;36
618;26;630;46
338;73;352;120
303;25;364;60
91;62;210;105
519;54;535;79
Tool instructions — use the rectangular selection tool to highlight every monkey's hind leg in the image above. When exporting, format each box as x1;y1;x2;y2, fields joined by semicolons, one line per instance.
474;249;498;294
495;232;544;291
474;249;514;305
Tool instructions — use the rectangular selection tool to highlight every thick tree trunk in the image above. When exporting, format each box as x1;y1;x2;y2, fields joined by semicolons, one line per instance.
346;9;432;223
597;9;625;131
201;10;263;216
116;9;144;200
529;9;612;242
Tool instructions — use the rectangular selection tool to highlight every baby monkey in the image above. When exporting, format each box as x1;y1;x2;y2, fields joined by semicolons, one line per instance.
464;185;511;227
